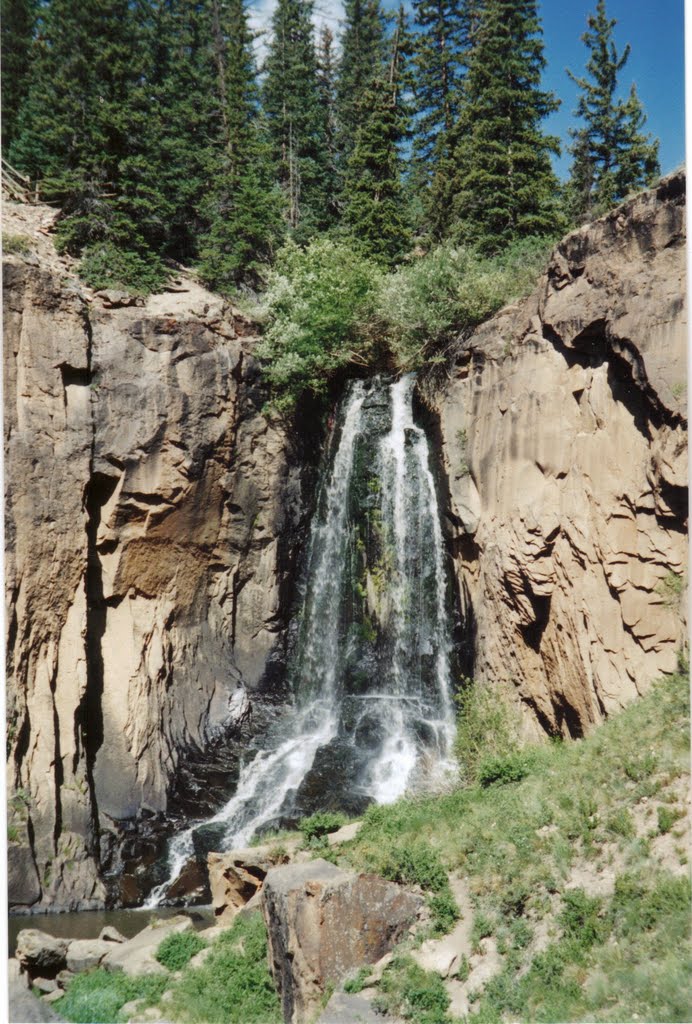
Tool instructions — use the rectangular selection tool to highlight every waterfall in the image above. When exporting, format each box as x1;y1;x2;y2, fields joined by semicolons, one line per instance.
145;376;456;907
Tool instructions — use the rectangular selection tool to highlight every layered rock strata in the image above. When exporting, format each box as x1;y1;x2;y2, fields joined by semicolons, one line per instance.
435;171;688;735
5;251;316;911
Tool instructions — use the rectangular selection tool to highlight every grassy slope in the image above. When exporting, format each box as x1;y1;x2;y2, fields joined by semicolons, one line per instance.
54;670;690;1024
336;668;691;1023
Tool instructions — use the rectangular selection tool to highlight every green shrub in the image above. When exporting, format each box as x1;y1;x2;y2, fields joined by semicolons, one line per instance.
428;889;460;935
155;930;206;971
255;238;381;411
3;232;32;255
375;236;553;370
343;966;370;994
559;888;606;949
378;841;449;894
53;969;167;1024
611;871;691;937
297;811;346;844
78;241;167;295
375;956;451;1024
477;750;538;788
657;804;684;834
454;678;521;785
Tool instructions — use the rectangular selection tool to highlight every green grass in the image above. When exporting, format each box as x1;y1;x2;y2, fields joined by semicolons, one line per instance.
166;912;282;1024
3;232;32;255
337;668;690;1023
57;915;281;1024
373;954;452;1024
53;970;167;1024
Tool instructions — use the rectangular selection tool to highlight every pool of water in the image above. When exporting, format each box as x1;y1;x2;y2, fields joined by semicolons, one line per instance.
8;905;215;958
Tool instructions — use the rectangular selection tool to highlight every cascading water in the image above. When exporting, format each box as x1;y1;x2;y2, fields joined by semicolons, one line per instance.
146;375;456;907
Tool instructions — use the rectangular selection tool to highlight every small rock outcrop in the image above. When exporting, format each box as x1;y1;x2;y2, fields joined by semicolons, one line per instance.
208;845;286;924
101;915;193;976
262;859;422;1023
435;171;688;735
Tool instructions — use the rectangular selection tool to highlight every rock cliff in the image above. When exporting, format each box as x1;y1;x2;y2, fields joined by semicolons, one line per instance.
4;216;319;911
434;171;687;736
5;172;687;912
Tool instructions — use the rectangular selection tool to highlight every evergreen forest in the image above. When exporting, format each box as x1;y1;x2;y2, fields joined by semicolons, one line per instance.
2;0;661;405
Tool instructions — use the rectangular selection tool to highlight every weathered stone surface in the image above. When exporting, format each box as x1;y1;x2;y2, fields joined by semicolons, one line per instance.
208;844;288;923
315;991;386;1023
326;821;362;846
435;171;688;736
8;980;66;1023
98;926;126;943
4;218;318;911
66;939;113;973
15;930;68;977
8;957;30;988
33;977;59;994
101;915;192;976
262;859;422;1023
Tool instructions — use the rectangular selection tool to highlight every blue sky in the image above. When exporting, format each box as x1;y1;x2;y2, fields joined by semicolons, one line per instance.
250;0;685;181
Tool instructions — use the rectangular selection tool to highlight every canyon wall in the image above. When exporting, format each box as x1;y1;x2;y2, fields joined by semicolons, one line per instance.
5;172;687;912
435;172;688;736
5;252;317;911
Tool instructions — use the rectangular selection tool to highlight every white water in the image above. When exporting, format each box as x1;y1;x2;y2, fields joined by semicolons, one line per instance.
146;376;456;907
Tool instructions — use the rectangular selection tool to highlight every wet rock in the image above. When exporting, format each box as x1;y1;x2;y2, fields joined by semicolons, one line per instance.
263;859;422;1023
15;930;68;977
165;857;210;905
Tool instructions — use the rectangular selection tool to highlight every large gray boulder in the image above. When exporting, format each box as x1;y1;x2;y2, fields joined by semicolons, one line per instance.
15;930;68;977
101;915;193;977
66;939;114;973
262;859;422;1023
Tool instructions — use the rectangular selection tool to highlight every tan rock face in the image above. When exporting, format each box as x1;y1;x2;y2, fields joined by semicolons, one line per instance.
262;859;422;1023
4;254;316;911
434;172;687;736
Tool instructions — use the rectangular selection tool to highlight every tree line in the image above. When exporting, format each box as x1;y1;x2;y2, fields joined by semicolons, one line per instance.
1;0;660;292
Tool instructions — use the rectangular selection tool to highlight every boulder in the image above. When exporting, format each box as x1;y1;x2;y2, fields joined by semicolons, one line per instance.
15;930;68;977
326;822;362;847
66;938;114;973
165;857;210;904
315;991;385;1023
101;915;193;977
33;978;59;994
208;846;279;923
98;926;126;943
262;859;422;1023
8;957;30;988
56;969;75;989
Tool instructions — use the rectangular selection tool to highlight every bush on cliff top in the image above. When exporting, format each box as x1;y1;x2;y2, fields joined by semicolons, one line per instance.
254;234;554;411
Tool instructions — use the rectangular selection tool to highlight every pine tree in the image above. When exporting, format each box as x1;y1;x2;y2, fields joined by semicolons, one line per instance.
336;0;388;164
142;0;219;262
317;25;340;224
410;0;476;172
566;0;659;220
197;0;284;290
9;0;168;286
343;10;411;265
436;0;563;252
263;0;333;236
1;0;37;153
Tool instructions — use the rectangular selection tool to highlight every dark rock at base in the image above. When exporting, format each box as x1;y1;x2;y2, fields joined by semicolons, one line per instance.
8;845;41;908
290;741;372;820
165;857;210;904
